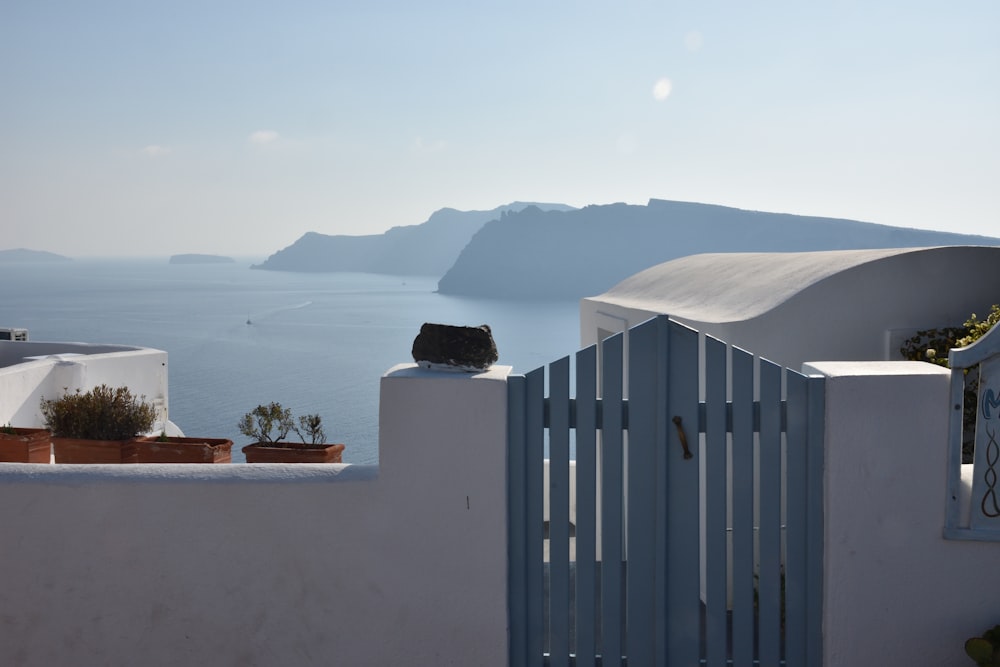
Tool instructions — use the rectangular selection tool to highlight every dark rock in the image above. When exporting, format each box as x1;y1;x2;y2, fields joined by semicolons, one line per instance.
411;323;498;371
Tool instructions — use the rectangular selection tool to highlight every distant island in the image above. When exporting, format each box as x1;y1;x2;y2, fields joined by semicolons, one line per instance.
249;198;1000;300
437;200;1000;299
169;254;235;265
0;248;71;263
251;202;575;275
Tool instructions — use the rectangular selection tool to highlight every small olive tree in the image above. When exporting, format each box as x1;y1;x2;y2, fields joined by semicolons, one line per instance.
238;402;326;447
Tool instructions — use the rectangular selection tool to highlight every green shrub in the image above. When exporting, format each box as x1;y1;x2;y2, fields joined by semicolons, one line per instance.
40;385;156;440
900;305;1000;366
900;305;1000;463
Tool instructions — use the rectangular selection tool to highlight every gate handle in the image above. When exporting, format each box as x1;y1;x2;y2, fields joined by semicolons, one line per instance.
672;416;694;460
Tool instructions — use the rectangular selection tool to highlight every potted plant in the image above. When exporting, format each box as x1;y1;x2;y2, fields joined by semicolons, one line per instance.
239;402;345;463
124;431;233;464
40;385;157;463
0;424;51;463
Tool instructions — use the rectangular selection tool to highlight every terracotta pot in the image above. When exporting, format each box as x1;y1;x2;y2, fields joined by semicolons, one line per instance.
242;443;345;463
52;437;129;463
0;427;51;463
125;436;233;464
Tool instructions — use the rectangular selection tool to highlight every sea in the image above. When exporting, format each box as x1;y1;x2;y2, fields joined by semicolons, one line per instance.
0;259;581;463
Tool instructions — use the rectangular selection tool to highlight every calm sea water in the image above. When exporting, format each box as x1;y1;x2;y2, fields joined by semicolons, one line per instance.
0;259;580;463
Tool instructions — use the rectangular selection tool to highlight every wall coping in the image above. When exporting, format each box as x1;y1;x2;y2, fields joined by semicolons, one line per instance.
0;462;378;484
383;362;513;380
802;360;950;377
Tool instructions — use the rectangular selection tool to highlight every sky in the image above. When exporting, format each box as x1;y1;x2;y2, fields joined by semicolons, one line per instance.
1;0;998;258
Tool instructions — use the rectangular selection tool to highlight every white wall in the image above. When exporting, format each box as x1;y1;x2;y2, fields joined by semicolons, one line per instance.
0;363;512;667
7;340;1000;666
804;360;1000;667
0;342;169;429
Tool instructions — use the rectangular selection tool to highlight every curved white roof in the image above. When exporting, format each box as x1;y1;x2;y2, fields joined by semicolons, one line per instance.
592;246;1000;323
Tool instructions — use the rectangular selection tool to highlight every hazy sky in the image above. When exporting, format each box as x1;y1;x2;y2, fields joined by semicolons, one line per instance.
2;1;997;257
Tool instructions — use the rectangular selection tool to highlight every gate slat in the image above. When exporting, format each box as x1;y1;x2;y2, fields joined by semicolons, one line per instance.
784;370;809;667
757;360;783;666
653;317;669;667
526;367;547;666
575;346;598;667
703;335;728;667
625;318;660;665
665;319;701;667
508;374;528;666
730;348;755;667
549;356;572;666
806;376;826;667
600;333;625;667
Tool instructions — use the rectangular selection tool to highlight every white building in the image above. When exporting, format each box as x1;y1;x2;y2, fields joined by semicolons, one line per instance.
581;245;1000;369
0;340;176;433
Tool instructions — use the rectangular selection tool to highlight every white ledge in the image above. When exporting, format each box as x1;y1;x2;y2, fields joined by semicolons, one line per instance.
0;462;379;484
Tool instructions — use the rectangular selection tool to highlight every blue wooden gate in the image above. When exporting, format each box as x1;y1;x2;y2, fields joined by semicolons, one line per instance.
508;316;825;666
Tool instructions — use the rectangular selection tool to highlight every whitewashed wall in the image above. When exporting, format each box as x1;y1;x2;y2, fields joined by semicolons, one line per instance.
0;342;169;428
805;360;1000;667
581;246;1000;370
0;363;512;667
4;344;1000;666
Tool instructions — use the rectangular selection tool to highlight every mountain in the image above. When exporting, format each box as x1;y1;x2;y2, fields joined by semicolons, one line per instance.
169;254;235;264
251;202;575;275
0;248;71;262
436;200;1000;299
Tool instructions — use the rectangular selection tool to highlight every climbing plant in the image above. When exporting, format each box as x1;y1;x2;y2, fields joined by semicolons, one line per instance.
900;305;1000;463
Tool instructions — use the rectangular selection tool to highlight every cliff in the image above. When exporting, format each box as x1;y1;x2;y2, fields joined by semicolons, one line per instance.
436;200;1000;299
251;202;574;275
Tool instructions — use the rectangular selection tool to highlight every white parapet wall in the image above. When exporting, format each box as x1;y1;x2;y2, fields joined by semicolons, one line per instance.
0;363;513;667
804;360;1000;667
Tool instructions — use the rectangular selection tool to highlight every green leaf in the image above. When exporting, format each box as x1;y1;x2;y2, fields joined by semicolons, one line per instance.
966;637;995;665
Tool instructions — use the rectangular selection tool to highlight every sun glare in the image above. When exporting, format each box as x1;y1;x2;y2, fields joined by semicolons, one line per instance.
652;78;673;101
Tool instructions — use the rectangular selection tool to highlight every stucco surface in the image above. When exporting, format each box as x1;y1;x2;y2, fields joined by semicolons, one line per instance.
0;344;169;429
0;364;513;667
592;247;912;322
592;246;1000;324
809;362;1000;667
583;245;1000;369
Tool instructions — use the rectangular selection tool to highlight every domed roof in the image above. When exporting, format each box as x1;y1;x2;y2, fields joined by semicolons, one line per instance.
592;246;1000;324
